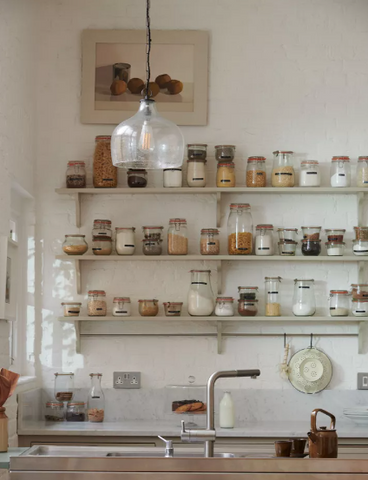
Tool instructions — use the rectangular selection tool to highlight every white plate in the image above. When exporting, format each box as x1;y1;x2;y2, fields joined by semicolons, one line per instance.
288;347;333;394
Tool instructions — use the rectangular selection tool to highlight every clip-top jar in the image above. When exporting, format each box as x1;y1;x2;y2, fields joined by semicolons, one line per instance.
92;219;112;238
300;161;320;187
200;228;220;255
272;151;294;187
292;279;316;316
265;277;282;316
93;135;117;188
88;290;107;316
357;156;368;187
168;218;188;255
255;224;274;256
227;204;253;255
66;161;86;188
188;270;215;316
330;156;351;187
246;157;266;187
88;373;105;423
215;297;234;317
113;297;131;317
329;290;349;317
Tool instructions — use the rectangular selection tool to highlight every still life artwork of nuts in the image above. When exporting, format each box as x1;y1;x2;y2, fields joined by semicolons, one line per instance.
110;71;183;97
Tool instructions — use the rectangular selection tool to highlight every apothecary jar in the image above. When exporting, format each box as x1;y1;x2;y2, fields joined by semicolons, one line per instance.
292;279;316;317
188;270;215;316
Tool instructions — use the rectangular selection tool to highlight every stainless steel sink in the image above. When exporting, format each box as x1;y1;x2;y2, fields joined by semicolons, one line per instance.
106;452;235;458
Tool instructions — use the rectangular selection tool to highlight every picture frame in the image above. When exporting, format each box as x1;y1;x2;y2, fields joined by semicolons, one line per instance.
81;29;209;126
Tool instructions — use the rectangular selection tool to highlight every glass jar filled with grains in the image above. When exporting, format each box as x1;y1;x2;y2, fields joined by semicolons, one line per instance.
92;219;112;238
354;226;368;241
45;402;64;422
88;373;105;423
216;162;235;187
299;160;320;187
62;235;88;255
238;299;258;317
187;144;207;160
66;161;86;188
329;290;349;317
215;145;236;161
325;229;346;242
265;276;282;316
271;151;294;187
255;224;274;256
127;169;148;188
351;284;368;300
330;156;351;187
187;159;207;187
357;156;368;187
66;402;86;422
246;156;266;187
93;135;117;188
301;239;321;256
200;228;220;255
168;218;188;255
227;203;253;255
61;302;82;317
138;299;159;316
92;237;112;256
87;290;107;316
301;226;322;240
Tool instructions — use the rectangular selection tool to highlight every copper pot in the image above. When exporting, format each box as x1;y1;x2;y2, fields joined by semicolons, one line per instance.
308;408;338;458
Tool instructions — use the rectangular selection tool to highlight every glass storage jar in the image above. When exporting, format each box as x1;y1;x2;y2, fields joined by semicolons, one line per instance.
301;239;321;256
87;290;107;316
357;156;368;187
271;151;294;187
238;286;258;301
325;229;346;242
166;379;206;428
238;299;258;317
255;224;274;256
187;144;207;160
93;135;117;188
92;219;112;238
353;239;368;255
351;284;368;300
62;235;88;255
216;162;235;187
330;156;351;187
168;218;188;255
265;277;282;316
215;297;234;317
54;372;74;402
88;373;105;423
187;159;207;187
352;299;368;317
301;226;322;241
127;169;148;188
142;226;164;239
61;302;81;317
163;168;182;188
278;240;298;256
66;402;86;422
138;299;159;316
292;279;316;316
277;228;298;242
163;302;183;316
227;203;253;255
188;270;215;316
92;236;112;255
325;241;345;256
246;156;266;187
354;226;368;241
142;238;162;255
215;145;236;161
45;402;64;422
115;227;135;255
329;290;349;317
66;161;86;188
112;297;131;317
200;228;220;255
299;160;320;187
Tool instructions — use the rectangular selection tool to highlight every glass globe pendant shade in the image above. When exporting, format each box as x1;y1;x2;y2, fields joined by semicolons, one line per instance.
111;99;185;170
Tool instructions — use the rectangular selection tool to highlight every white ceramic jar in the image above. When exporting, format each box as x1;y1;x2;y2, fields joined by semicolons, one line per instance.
187;159;206;187
115;227;135;255
163;168;182;188
112;297;131;317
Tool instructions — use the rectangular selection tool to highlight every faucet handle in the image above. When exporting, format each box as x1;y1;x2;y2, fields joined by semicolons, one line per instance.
181;420;186;433
158;435;173;448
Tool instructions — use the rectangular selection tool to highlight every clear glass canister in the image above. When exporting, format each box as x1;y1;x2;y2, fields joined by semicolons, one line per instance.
62;235;88;255
163;168;182;188
278;240;298;256
255;224;274;256
299;160;320;187
354;226;368;241
325;229;346;242
168;218;188;255
138;299;159;316
142;238;162;255
215;297;234;317
238;299;258;316
115;227;135;255
127;169;148;188
352;299;368;317
112;297;131;317
142;226;164;239
246;156;266;187
66;402;86;422
92;237;112;255
187;144;207;160
329;290;349;317
325;241;345;256
66;161;86;188
45;402;64;422
227;203;253;255
92;219;112;238
357;156;368;187
54;372;74;402
166;378;206;428
61;302;81;317
215;145;236;161
277;228;298;242
301;226;322;241
200;228;220;255
301;239;321;256
187;159;207;187
88;373;105;423
271;151;294;187
353;239;368;255
163;302;183;316
216;162;235;187
292;279;316;316
265;277;282;316
93;135;117;188
351;284;368;300
87;290;107;316
238;286;258;301
188;270;215;316
330;156;351;187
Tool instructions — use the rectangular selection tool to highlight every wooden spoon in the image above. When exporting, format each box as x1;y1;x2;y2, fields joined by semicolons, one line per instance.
1;369;20;398
0;375;11;407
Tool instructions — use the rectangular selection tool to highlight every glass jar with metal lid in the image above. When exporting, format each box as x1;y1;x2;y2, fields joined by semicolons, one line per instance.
301;239;321;256
54;372;74;402
357;156;368;187
227;203;253;255
115;227;135;255
246;156;266;187
142;238;163;255
168;218;188;255
278;240;298;256
238;286;258;301
45;402;64;422
127;169;148;188
277;228;298;242
215;297;234;317
66;402;86;422
271;151;294;187
138;299;159;316
330;156;351;187
66;161;86;188
188;270;215;316
163;302;183;316
351;284;368;300
215;145;236;161
87;290;107;316
142;226;164;240
187;144;207;160
329;290;349;317
200;228;220;255
92;237;112;255
216;162;235;187
61;302;81;317
238;299;258;316
299;160;320;187
292;279;316;317
255;224;274;256
325;241;345;256
325;229;346;242
265;277;282;316
112;297;131;317
93;135;117;188
187;159;207;187
92;219;112;238
62;235;88;255
301;226;322;240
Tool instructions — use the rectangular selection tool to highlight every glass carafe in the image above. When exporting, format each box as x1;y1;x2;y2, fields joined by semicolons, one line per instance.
87;373;105;423
265;277;282;316
188;270;215;316
292;279;316;316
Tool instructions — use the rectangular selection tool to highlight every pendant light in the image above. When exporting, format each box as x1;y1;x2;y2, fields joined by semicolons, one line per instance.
111;0;185;170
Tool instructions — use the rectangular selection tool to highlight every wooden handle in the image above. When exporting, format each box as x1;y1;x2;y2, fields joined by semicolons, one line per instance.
311;408;336;432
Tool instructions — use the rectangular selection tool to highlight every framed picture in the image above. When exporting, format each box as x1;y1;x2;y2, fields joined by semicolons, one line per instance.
81;29;209;126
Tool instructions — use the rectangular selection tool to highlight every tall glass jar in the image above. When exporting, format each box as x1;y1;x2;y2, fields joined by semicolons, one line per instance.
187;159;207;187
93;135;117;188
271;151;294;187
200;228;220;255
115;227;135;255
246;157;266;187
357;156;368;187
292;279;316;316
265;277;282;316
54;372;74;402
188;270;215;316
87;373;105;423
87;290;107;316
66;161;86;188
330;156;351;187
299;161;320;187
227;203;253;255
255;224;274;256
216;162;235;187
167;218;188;255
329;290;349;317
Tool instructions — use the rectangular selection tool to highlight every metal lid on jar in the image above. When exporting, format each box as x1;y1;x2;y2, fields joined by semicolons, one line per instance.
273;150;293;155
138;299;158;302
95;135;111;141
248;156;266;161
201;228;219;234
238;286;258;291
256;224;273;230
188;143;207;147
301;239;321;243
217;161;235;167
65;234;86;238
264;276;282;280
94;219;112;225
358;156;368;161
325;241;345;246
216;296;234;302
330;290;349;295
230;203;250;209
67;402;86;406
301;226;322;229
354;226;368;230
277;228;298;232
169;218;187;224
67;161;85;166
325;228;346;232
215;145;235;149
88;290;106;295
46;402;63;407
190;269;211;273
116;227;135;231
113;297;131;302
163;302;183;305
61;302;82;306
332;156;350;161
301;160;319;165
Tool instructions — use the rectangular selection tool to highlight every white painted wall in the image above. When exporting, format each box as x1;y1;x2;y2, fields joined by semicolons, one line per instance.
35;0;368;393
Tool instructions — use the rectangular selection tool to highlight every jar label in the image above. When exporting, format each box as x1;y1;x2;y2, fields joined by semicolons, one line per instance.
355;249;368;252
306;172;318;175
257;172;265;175
257;247;270;250
96;308;103;311
95;232;108;235
92;248;102;251
207;242;217;245
282;252;293;255
330;307;336;310
103;178;114;181
355;310;366;313
237;247;250;250
243;303;255;306
364;181;368;184
338;174;346;177
191;282;207;285
192;177;204;180
115;310;128;314
68;310;80;314
220;179;231;183
275;172;293;176
268;291;279;294
68;176;83;181
124;244;135;247
144;242;156;246
168;310;180;314
298;286;310;288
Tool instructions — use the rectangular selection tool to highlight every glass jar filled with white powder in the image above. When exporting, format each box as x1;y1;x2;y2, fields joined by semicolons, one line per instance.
255;224;274;256
187;159;207;187
325;241;345;256
163;168;182;188
215;297;234;317
330;156;351;187
188;270;214;316
292;279;316;317
353;239;368;255
329;290;349;317
299;160;320;187
112;297;131;316
115;227;135;255
357;156;368;187
352;298;368;317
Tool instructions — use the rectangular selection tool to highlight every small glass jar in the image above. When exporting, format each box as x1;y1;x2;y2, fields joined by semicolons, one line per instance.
238;299;258;317
87;290;107;316
301;226;322;241
354;226;368;241
329;290;349;317
62;235;88;255
66;402;86;422
115;227;135;255
61;302;81;317
246;156;266;187
301;239;321;256
54;372;74;402
255;224;274;256
93;135;117;188
325;229;346;242
66;161;86;188
352;299;368;317
216;162;235;187
271;151;294;187
138;299;159;316
142;226;164;239
292;279;316;316
187;159;207;187
92;219;112;238
163;168;182;188
168;218;188;255
127;169;148;188
238;286;258;301
215;145;236;161
265;277;282;316
353;239;368;256
357;156;368;187
278;240;298;256
351;284;368;300
227;203;253;255
187;144;207;160
325;241;345;256
200;228;220;255
92;237;112;256
163;302;183;316
142;238;163;255
277;228;298;242
45;402;64;422
188;270;215;316
299;160;320;187
330;156;351;187
215;297;234;317
112;297;131;317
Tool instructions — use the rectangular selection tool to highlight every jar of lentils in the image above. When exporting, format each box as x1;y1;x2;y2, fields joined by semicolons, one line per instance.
246;156;266;187
93;135;117;188
167;218;188;255
87;290;107;316
66;161;86;188
200;228;220;255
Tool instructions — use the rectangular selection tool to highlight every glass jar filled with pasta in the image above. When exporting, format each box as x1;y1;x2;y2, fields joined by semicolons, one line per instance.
227;203;253;255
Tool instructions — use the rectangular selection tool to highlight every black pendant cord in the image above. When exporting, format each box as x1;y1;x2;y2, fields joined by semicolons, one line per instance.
144;0;152;100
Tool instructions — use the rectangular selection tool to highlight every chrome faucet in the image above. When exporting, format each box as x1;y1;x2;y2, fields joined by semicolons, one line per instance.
181;369;261;457
158;435;174;457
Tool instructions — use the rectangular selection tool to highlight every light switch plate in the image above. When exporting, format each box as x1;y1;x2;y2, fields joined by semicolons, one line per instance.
113;371;141;389
357;373;368;390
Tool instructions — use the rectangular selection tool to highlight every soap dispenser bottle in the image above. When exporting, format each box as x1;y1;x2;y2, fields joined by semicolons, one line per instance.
219;391;235;428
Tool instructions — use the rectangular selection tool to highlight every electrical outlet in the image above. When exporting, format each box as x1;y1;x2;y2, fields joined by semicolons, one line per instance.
113;371;141;389
357;373;368;390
